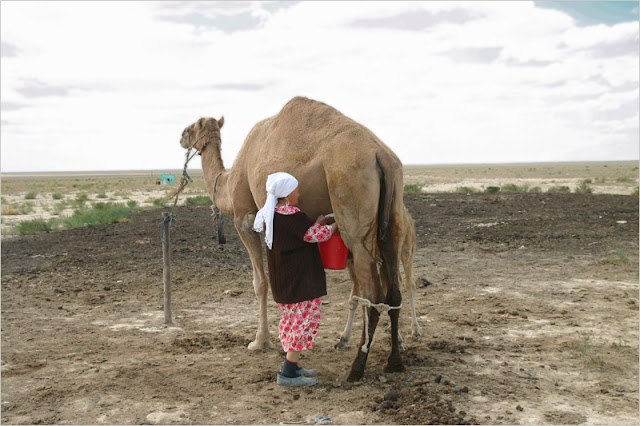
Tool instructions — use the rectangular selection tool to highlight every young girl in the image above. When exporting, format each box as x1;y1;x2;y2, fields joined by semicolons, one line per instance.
253;172;337;387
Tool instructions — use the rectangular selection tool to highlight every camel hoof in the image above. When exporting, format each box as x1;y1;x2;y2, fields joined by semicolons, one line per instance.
383;360;405;374
412;330;423;339
248;339;273;351
334;337;349;350
346;370;364;382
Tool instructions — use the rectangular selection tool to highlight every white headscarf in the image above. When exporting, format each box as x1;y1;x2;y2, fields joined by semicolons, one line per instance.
253;172;299;249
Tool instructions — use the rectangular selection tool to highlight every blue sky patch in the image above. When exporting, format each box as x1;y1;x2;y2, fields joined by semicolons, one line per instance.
535;1;639;26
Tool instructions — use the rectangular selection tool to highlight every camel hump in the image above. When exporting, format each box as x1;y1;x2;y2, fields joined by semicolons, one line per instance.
279;96;348;125
282;96;328;110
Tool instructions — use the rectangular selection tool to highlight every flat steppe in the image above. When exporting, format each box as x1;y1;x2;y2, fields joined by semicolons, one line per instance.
1;161;638;425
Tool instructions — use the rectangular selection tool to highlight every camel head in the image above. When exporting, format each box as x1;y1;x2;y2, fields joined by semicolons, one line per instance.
180;116;225;152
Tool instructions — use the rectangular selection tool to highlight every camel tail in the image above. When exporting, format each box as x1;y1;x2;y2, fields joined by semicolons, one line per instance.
375;151;401;298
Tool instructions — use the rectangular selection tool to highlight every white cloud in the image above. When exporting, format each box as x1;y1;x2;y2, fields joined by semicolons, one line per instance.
1;1;638;172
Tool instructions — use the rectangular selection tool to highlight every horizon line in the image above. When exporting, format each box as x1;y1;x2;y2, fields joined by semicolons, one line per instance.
2;159;638;175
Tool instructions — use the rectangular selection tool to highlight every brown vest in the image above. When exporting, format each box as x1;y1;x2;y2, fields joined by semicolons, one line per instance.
266;212;327;304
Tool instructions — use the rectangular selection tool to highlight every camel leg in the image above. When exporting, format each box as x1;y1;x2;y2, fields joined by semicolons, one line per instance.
382;260;405;373
403;254;422;339
335;297;357;349
235;216;273;350
347;306;380;382
346;247;384;382
409;287;422;339
335;258;358;349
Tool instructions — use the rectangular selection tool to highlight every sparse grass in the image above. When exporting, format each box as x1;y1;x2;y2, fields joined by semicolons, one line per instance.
456;186;478;193
24;192;37;200
52;192;64;200
582;178;592;184
548;186;570;193
126;200;138;209
17;202;35;215
616;176;632;183
185;195;212;205
404;183;423;194
604;249;629;265
485;186;501;193
569;334;622;371
114;190;131;198
52;201;69;215
571;334;592;356
96;192;108;199
72;183;94;190
595;176;606;183
1;205;20;215
575;182;593;194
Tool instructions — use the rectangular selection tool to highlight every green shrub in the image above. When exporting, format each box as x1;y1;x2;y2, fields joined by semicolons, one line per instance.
485;186;500;193
595;177;606;183
185;195;212;205
456;186;478;193
16;218;54;235
403;183;423;194
1;197;7;205
73;193;89;207
96;192;108;199
62;203;132;228
575;182;593;194
616;176;631;183
52;201;68;215
548;186;570;193
52;192;63;200
500;183;531;192
24;192;37;200
582;179;592;184
17;202;35;214
126;200;138;209
529;186;542;193
152;197;168;208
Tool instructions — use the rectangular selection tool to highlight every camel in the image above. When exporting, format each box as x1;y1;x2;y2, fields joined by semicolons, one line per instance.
336;204;422;351
180;96;406;381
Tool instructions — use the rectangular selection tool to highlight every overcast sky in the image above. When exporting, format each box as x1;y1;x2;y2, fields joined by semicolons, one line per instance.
1;1;638;172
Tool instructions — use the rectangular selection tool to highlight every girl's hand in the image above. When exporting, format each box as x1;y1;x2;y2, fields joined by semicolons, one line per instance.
316;215;327;225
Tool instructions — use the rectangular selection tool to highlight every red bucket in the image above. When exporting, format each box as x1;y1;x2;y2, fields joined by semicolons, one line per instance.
318;232;349;270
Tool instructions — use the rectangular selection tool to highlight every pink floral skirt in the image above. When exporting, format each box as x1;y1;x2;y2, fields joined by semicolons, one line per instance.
276;298;322;352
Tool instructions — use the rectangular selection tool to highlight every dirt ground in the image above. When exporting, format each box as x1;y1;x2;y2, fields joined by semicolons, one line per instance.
1;192;638;425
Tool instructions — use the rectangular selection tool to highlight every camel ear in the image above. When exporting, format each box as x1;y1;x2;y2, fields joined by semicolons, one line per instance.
218;116;224;129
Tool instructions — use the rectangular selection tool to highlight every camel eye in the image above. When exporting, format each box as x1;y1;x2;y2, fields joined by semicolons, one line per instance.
199;120;203;129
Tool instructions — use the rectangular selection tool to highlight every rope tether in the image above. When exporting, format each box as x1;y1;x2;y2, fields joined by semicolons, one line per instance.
351;295;402;353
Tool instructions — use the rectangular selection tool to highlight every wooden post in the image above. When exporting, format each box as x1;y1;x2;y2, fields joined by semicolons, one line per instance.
162;212;173;325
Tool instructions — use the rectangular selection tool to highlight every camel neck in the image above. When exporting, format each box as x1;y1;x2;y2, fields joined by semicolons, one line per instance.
200;144;229;210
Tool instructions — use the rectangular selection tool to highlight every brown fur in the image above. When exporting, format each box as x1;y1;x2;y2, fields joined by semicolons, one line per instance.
180;97;408;380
